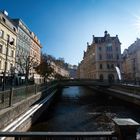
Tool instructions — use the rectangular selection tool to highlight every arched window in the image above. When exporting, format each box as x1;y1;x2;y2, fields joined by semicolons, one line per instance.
100;64;103;69
111;64;114;69
99;74;104;81
108;74;114;83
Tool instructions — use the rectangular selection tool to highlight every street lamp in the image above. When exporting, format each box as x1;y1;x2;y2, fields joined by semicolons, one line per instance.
10;66;16;86
1;34;14;91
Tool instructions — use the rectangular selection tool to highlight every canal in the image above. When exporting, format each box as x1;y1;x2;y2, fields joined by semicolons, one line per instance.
29;86;140;133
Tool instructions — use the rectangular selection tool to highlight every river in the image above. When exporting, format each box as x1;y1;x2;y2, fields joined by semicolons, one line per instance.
29;86;140;134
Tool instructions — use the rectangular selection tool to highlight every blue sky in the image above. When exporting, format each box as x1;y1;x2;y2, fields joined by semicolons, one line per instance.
1;0;140;65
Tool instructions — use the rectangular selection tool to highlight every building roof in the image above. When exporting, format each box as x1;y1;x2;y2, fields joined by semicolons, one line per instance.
93;36;117;43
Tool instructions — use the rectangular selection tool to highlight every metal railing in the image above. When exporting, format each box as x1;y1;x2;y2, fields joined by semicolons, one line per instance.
0;81;58;110
0;131;117;140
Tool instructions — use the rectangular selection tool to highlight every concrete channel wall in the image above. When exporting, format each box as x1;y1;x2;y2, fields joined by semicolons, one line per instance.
0;84;58;132
91;85;140;107
107;88;140;106
88;85;140;106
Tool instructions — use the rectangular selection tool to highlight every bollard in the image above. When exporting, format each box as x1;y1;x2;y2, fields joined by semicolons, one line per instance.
9;87;13;107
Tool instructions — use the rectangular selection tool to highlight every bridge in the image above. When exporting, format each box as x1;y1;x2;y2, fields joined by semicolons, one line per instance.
58;79;110;87
0;79;140;140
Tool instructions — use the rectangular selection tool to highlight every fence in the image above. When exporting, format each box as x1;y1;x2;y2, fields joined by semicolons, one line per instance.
0;131;117;140
0;81;58;110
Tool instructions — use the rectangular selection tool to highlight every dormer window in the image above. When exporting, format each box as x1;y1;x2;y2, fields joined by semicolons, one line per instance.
13;27;16;32
2;17;6;23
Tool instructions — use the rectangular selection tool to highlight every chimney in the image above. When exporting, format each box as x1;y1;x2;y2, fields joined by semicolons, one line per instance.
104;30;108;37
92;35;95;43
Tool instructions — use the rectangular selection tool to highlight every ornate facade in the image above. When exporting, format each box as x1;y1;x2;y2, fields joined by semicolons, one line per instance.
122;38;140;81
78;31;122;82
0;11;17;76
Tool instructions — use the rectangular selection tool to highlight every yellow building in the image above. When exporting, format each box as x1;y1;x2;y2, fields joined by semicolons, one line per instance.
50;61;69;79
30;33;42;83
0;11;17;78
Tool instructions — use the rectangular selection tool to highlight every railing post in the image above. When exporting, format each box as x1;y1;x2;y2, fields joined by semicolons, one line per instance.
1;92;5;103
35;84;37;94
9;87;13;107
15;136;21;140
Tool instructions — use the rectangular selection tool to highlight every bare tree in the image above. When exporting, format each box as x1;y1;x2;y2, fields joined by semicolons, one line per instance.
16;51;38;83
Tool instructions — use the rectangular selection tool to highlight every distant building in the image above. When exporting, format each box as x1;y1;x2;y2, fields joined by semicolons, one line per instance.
67;64;77;79
122;38;140;81
0;11;17;85
50;61;69;79
77;31;122;82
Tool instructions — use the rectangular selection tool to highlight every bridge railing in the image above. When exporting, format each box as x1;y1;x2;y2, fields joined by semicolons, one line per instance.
0;131;117;140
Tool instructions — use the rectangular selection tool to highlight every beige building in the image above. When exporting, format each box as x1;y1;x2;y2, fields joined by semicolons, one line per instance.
12;18;42;84
78;31;122;82
51;61;69;79
0;11;17;78
30;33;42;83
122;38;140;81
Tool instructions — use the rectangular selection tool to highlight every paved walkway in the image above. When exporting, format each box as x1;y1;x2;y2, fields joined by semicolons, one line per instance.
108;88;140;100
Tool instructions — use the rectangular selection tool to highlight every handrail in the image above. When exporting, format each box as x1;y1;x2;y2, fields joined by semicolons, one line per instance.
0;131;116;138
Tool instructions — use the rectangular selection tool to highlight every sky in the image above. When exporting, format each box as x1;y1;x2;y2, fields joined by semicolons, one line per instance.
1;0;140;65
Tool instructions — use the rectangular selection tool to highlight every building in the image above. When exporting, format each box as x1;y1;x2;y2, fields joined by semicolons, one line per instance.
122;38;140;81
0;11;17;85
77;31;122;82
12;19;42;84
50;61;69;79
30;33;42;83
67;64;77;79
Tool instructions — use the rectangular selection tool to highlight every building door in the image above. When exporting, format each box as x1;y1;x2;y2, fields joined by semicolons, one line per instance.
108;74;114;83
99;74;104;81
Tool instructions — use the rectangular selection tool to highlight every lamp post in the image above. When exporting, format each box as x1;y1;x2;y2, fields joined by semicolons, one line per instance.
2;37;14;91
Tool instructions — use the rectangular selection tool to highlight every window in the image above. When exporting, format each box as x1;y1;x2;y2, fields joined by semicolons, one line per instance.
7;34;10;41
2;17;6;23
111;64;114;69
13;27;16;32
106;43;112;52
0;60;1;69
116;54;119;60
99;74;104;81
100;64;103;69
107;54;113;59
0;44;3;53
117;64;120;68
11;38;15;45
10;63;13;68
99;47;102;51
107;64;110;69
99;54;102;60
0;30;4;38
11;50;14;57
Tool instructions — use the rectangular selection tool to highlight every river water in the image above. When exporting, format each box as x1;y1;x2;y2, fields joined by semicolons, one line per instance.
29;86;140;133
